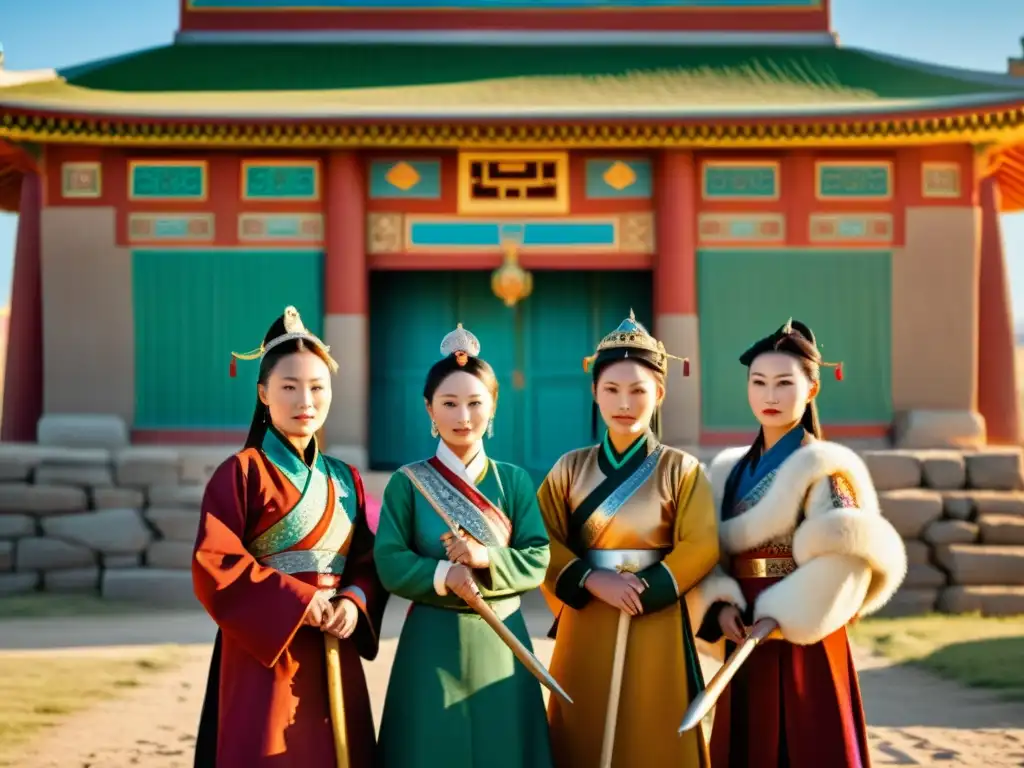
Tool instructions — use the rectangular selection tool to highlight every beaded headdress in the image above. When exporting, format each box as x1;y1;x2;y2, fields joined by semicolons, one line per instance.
739;317;844;381
583;310;690;377
440;322;481;366
228;305;338;377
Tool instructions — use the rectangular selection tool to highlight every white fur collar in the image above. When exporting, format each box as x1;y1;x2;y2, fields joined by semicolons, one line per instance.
706;440;880;555
435;440;487;485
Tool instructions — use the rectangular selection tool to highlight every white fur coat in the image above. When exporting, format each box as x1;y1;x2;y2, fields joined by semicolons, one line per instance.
685;440;907;648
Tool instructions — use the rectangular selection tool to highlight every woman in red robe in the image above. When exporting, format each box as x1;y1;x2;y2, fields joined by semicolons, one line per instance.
191;306;388;768
686;319;907;768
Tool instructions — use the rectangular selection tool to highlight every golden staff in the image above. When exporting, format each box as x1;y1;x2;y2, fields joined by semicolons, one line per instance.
324;633;349;768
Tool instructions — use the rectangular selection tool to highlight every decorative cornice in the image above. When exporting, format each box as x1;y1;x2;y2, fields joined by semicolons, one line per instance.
1;108;1024;149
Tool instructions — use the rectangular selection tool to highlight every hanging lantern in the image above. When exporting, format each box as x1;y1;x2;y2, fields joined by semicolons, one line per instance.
491;240;533;308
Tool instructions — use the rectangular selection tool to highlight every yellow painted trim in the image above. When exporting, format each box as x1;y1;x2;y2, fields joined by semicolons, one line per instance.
127;159;209;201
921;161;962;199
60;161;101;199
3;113;1023;149
126;212;216;243
813;159;894;201
808;212;893;244
456;150;569;215
402;213;620;253
700;159;781;201
240;158;321;201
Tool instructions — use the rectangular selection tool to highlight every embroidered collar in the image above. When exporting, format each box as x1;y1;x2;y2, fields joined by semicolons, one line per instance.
263;427;321;490
435;439;488;486
602;430;648;470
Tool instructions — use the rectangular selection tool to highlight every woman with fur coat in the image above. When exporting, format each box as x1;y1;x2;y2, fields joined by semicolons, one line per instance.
686;319;906;768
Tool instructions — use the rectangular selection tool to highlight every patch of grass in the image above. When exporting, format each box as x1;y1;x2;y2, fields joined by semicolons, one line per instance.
850;613;1024;700
0;593;184;619
0;646;183;761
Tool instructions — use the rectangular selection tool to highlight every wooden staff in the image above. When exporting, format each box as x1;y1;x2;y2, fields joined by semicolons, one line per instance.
599;610;631;768
324;634;349;768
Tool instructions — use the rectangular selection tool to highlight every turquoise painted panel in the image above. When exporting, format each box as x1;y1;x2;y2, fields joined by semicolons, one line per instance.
408;220;617;248
369;160;442;200
702;164;779;200
133;249;323;429
697;249;892;431
817;163;892;199
243;163;318;200
130;163;205;200
368;270;653;479
191;0;818;8
585;159;652;199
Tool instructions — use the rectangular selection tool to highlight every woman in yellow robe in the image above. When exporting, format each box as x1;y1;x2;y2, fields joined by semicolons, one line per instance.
537;312;720;768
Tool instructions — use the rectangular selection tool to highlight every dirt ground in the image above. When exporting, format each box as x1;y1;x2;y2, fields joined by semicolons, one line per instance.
2;596;1023;768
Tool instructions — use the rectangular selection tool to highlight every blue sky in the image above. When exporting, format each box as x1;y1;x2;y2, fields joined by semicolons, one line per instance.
1;0;1023;314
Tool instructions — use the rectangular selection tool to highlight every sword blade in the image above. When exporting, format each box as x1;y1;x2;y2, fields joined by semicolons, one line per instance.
678;618;778;734
464;590;574;707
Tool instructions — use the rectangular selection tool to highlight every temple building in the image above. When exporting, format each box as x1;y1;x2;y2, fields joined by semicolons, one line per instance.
1;1;1024;476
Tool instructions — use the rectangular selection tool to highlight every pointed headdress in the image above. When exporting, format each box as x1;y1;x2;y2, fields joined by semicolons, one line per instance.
739;317;843;381
583;309;690;378
229;305;339;377
439;322;481;366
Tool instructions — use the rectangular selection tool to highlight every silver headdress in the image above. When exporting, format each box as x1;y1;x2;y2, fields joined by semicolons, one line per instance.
229;305;338;377
440;323;481;366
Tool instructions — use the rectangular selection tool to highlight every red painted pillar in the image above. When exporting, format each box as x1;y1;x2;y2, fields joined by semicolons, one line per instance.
2;173;43;442
322;152;369;462
977;176;1020;445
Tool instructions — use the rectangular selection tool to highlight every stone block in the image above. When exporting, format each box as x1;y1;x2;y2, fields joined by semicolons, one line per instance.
43;566;100;593
148;484;204;509
941;490;1024;521
146;540;193;570
92;487;145;510
41;509;151;555
873;588;938;617
938;585;1024;616
34;446;112;466
923;519;979;546
0;483;88;515
903;563;947;589
0;444;40;481
145;507;200;542
102;568;197;608
879;489;943;538
179;447;234;485
15;537;95;571
37;414;129;451
0;540;11;570
860;451;921;491
918;451;967;490
0;571;39;595
114;446;181;488
966;448;1024;491
978;514;1024;546
934;544;1024;585
893;410;985;450
903;539;931;566
103;553;141;568
34;464;114;489
0;514;34;538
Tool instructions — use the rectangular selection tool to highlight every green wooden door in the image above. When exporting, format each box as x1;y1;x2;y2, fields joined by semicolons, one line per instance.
132;249;323;429
369;270;652;480
697;249;892;432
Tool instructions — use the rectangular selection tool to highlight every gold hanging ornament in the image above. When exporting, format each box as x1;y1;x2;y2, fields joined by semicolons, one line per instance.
491;239;533;308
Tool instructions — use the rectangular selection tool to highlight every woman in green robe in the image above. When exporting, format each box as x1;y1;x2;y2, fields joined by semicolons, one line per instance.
374;323;555;768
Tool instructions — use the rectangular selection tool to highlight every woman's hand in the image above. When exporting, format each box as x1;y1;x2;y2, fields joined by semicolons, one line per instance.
718;604;747;644
441;531;490;569
584;570;645;616
303;591;335;628
444;563;481;603
322;597;360;640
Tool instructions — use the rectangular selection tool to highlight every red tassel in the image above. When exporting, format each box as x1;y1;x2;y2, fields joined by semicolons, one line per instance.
229;356;237;378
834;363;843;381
682;358;691;377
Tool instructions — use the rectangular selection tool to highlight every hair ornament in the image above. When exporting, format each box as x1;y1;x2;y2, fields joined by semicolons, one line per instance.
583;309;689;377
440;323;481;367
229;305;337;378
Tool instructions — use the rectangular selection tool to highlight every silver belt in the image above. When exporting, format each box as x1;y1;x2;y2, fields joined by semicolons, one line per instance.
585;548;666;572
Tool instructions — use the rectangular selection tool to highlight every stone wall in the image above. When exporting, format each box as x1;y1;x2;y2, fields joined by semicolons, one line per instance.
0;442;228;607
864;447;1024;617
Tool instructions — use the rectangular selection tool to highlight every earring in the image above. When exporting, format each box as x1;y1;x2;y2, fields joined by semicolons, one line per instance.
430;421;439;438
487;419;494;439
